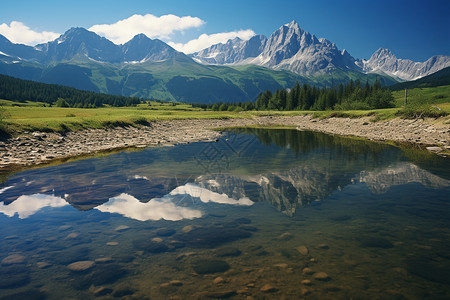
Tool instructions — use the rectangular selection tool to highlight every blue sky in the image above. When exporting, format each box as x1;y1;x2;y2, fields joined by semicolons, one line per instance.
1;0;449;61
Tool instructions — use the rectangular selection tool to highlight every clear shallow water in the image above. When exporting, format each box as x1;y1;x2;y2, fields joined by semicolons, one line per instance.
0;129;449;300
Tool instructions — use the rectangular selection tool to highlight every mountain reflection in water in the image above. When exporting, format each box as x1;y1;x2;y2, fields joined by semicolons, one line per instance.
0;129;449;300
0;129;448;219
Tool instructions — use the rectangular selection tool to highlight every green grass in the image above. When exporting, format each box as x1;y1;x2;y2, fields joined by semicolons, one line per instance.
2;102;255;133
2;84;449;134
1;104;401;134
0;99;48;107
392;85;450;107
392;85;450;118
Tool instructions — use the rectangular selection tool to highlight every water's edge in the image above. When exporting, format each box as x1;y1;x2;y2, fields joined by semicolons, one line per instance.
1;116;449;173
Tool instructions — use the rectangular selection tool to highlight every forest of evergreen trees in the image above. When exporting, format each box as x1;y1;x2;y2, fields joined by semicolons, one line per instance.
198;79;394;112
0;75;141;108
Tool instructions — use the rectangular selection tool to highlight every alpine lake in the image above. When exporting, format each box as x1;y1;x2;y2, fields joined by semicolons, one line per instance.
0;128;449;300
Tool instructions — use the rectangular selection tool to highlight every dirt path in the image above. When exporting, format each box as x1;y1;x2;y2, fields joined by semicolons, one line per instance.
1;116;449;170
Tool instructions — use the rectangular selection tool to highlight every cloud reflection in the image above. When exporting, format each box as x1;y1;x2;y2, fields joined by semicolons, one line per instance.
170;183;254;206
0;186;13;194
0;194;68;219
96;193;202;221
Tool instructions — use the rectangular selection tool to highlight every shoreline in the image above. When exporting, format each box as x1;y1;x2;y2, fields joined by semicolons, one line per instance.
1;115;449;171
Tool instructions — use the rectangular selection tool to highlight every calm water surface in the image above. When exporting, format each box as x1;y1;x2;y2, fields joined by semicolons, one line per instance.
0;129;449;299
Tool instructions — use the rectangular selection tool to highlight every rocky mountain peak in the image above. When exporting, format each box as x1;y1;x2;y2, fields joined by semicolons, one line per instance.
55;27;103;44
285;20;300;30
370;48;396;60
121;34;177;63
192;21;450;80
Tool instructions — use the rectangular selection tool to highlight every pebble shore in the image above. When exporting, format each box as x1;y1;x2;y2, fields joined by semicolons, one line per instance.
1;115;449;169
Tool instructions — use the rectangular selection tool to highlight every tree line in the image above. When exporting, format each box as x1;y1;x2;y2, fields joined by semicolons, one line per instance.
0;74;141;108
194;78;394;111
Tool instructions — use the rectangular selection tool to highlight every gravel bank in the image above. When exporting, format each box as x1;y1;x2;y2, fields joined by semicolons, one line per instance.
1;116;449;170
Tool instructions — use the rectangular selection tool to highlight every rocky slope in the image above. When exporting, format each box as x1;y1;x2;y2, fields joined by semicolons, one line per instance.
194;21;361;76
358;162;450;194
193;21;450;81
359;48;450;81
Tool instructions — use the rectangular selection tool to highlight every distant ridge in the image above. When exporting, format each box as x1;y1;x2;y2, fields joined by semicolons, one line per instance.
0;74;140;107
390;66;450;91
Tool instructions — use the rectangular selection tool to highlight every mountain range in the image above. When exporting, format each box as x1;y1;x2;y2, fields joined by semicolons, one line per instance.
193;21;450;82
0;21;448;103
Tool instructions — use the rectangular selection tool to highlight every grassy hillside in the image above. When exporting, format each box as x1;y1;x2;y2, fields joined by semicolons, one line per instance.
0;74;140;107
0;54;398;103
391;85;450;118
392;85;450;107
390;66;450;91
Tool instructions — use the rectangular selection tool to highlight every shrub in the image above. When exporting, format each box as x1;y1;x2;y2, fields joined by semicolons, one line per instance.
397;103;447;119
0;106;9;137
55;98;70;107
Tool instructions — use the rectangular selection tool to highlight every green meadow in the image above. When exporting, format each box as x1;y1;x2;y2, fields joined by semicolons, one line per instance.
1;85;449;134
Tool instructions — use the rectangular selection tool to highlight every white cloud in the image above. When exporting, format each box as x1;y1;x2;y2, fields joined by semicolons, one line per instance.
0;194;68;219
168;29;256;54
170;183;254;206
89;13;205;44
96;193;202;221
0;21;60;45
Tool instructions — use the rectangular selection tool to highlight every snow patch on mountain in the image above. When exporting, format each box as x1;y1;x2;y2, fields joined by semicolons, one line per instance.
192;21;450;81
360;48;450;81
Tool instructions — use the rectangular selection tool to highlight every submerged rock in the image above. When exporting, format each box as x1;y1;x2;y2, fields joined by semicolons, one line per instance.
133;239;169;253
176;226;251;248
169;240;186;249
64;232;79;240
193;259;230;274
115;225;130;232
297;246;309;255
277;232;293;240
216;247;241;257
1;254;26;265
93;287;113;297
301;279;312;285
313;272;330;281
67;260;94;272
317;243;329;249
260;284;278;293
113;286;135;297
95;257;113;264
182;225;195;233
36;262;51;269
214;277;224;284
156;228;176;237
58;225;72;231
273;263;288;269
204;290;237;298
51;246;91;265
